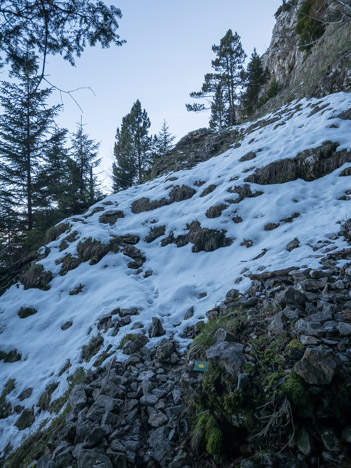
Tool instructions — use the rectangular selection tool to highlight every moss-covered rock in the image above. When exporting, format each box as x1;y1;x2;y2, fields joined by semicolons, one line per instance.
98;210;125;225
145;225;166;243
81;334;104;362
45;223;70;243
0;349;21;363
15;408;34;430
57;253;81;276
21;264;52;290
38;382;59;411
77;237;111;265
205;204;228;219
200;184;217;197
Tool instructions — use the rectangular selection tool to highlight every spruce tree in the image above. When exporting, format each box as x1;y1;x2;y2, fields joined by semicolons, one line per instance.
112;100;151;191
242;49;270;115
186;29;246;127
154;120;176;158
70;120;101;212
0;55;61;232
35;127;71;226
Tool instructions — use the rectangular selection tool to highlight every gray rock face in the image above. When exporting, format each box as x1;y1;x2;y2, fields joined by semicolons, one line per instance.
149;317;166;338
295;319;323;337
156;340;176;361
69;384;87;413
294;346;342;384
214;328;237;343
37;457;55;468
268;311;287;335
86;395;121;423
276;287;306;306
286;237;300;252
338;322;351;336
77;450;113;468
123;334;148;354
148;427;171;465
206;341;246;375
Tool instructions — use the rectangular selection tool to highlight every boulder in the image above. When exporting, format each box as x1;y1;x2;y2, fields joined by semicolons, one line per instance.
206;341;246;376
294;346;342;384
77;450;113;468
149;317;166;338
276;287;306;306
69;384;87;413
286;237;300;252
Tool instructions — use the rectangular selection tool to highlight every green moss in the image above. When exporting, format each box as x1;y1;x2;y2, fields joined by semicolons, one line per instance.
282;371;311;410
194;413;223;461
286;339;305;361
251;336;284;373
118;333;139;350
205;415;222;459
189;310;247;359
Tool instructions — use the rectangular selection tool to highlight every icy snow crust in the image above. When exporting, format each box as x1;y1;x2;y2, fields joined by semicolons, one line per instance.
1;92;351;453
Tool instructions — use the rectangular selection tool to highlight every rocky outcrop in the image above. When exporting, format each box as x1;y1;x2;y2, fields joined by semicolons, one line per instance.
4;340;190;468
245;142;351;184
260;0;351;110
131;185;196;214
150;127;242;179
181;253;351;466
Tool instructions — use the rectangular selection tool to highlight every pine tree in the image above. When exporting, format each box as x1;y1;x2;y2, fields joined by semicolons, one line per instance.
186;29;246;127
112;100;151;191
212;29;246;126
70;120;101;212
242;49;270;115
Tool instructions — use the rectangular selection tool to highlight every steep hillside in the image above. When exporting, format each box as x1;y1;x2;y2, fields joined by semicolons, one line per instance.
1;92;351;465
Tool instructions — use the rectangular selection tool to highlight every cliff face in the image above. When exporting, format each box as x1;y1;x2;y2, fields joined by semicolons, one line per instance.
261;0;351;104
261;0;305;88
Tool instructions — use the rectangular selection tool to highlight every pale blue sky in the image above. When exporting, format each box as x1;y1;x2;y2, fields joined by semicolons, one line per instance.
46;0;282;188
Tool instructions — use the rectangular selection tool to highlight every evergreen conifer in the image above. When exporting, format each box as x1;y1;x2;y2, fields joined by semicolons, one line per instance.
112;100;151;191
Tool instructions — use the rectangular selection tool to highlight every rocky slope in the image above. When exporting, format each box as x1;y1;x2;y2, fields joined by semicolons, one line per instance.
0;91;351;466
261;0;351;107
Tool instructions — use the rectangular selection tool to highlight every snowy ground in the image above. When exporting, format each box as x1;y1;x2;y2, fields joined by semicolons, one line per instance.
1;92;351;454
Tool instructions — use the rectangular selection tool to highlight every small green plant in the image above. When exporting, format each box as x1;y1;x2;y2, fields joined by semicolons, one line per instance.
296;0;326;51
275;1;292;18
258;79;283;107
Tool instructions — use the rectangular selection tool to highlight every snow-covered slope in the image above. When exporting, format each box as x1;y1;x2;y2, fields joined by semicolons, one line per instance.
1;92;351;454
